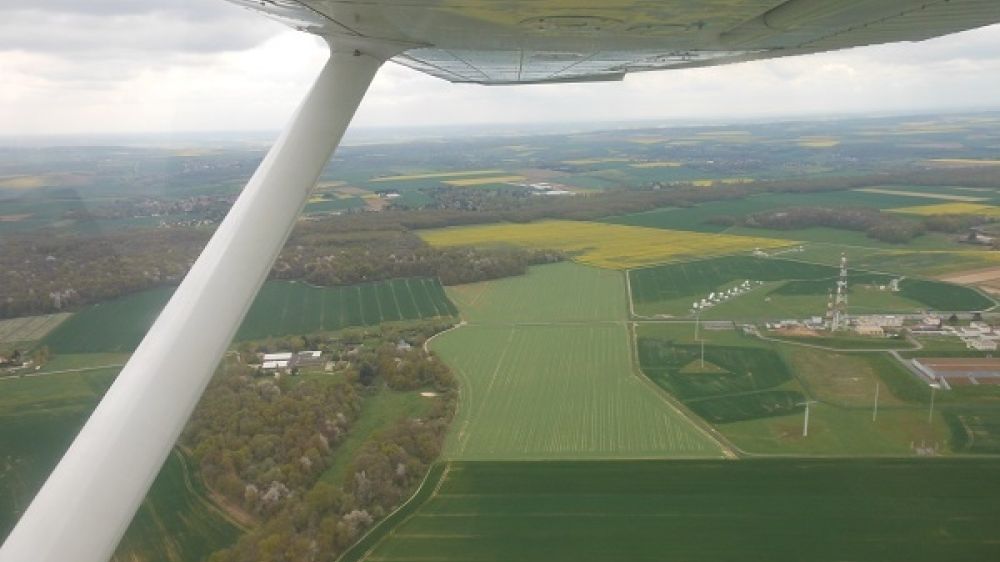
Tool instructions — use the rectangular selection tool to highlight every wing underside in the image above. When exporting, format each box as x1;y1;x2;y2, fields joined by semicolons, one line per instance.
228;0;1000;84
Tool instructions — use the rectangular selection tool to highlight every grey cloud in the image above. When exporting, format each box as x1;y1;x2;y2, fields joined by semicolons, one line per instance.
0;1;282;55
0;0;248;21
842;23;1000;64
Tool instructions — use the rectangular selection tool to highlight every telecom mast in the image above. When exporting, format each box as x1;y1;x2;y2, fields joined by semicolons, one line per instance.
831;253;849;331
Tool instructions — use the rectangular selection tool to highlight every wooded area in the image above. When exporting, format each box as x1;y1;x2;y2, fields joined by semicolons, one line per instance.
187;323;458;562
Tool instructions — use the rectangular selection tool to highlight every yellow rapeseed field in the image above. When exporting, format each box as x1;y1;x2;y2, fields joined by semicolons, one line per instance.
443;175;526;186
926;158;1000;167
561;157;630;165
797;137;840;148
370;169;503;182
419;220;793;270
0;175;46;189
627;136;669;144
889;202;1000;217
857;188;986;202
630;161;682;168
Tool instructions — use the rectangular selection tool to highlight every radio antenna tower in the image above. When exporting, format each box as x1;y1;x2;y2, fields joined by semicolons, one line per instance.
831;253;849;331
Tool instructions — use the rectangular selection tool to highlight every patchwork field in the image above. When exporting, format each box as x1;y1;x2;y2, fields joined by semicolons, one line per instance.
431;263;725;459
443;175;526;186
420;220;791;270
855;187;987;201
369;170;503;182
637;333;805;424
0;313;71;344
43;278;456;353
634;323;949;455
601;191;951;235
348;459;1000;562
629;255;994;317
804;246;1000;278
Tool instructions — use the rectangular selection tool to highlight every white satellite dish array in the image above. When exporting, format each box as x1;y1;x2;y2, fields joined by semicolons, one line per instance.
691;280;764;313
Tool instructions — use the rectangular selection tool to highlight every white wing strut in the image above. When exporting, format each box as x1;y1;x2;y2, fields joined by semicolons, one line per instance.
0;45;384;562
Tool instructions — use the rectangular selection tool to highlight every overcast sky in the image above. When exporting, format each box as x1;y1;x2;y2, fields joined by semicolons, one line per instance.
3;1;1000;136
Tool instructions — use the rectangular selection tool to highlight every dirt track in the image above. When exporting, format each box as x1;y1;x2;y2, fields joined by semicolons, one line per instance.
940;266;1000;285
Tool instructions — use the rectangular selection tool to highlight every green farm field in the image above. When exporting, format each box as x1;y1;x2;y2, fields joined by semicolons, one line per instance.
636;324;806;424
236;278;456;340
720;403;950;456
635;323;950;455
0;313;70;344
629;255;993;317
350;459;1000;562
432;263;725;459
795;245;1000;277
0;367;240;561
446;261;626;324
43;278;456;353
602;190;955;233
114;450;242;562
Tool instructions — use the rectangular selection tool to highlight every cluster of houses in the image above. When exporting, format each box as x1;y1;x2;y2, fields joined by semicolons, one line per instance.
256;339;414;377
909;316;998;350
950;322;997;351
0;351;36;373
766;314;906;336
259;350;325;375
513;181;574;196
851;315;905;337
764;312;999;350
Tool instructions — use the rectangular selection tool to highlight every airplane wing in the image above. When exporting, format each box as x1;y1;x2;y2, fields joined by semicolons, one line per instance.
228;0;1000;84
5;2;1000;562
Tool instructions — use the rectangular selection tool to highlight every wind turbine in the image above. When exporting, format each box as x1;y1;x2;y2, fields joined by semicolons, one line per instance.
873;382;880;422
798;400;818;437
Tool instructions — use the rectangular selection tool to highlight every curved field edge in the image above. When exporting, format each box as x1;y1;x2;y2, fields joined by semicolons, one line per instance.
113;449;243;562
336;463;447;562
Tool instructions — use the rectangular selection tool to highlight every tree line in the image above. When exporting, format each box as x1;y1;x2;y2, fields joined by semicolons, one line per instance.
725;206;993;244
5;164;997;318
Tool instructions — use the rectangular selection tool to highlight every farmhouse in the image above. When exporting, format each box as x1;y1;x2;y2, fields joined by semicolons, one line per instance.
295;350;324;366
260;350;324;373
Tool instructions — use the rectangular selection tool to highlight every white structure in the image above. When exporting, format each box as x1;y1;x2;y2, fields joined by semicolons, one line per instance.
855;324;885;337
966;337;998;351
830;253;849;331
854;315;903;328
